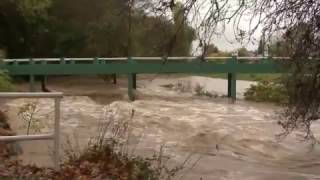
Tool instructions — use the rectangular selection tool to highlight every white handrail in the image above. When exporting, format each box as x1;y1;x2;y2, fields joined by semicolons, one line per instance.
0;134;53;142
0;92;63;98
0;92;62;170
2;56;319;63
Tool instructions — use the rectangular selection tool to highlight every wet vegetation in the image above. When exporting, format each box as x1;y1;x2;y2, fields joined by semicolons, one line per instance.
206;73;281;82
1;106;191;179
161;82;219;98
0;71;14;92
194;83;217;98
1;141;183;180
244;80;288;105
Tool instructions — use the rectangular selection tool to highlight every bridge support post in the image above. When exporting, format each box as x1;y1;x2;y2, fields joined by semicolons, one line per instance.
41;76;49;92
227;56;237;102
227;73;237;101
112;74;117;84
227;73;232;97
231;73;237;102
29;75;35;92
127;74;135;101
133;74;137;89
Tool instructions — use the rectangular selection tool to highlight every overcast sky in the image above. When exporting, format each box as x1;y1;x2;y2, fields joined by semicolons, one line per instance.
183;0;263;53
210;23;261;51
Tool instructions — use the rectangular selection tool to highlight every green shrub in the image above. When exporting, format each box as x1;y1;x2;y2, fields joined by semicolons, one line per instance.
0;71;14;91
244;80;288;104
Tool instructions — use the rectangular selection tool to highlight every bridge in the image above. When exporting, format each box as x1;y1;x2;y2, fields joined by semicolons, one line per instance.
0;56;288;101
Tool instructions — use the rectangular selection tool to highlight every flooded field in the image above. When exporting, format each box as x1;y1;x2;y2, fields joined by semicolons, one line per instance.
3;75;320;180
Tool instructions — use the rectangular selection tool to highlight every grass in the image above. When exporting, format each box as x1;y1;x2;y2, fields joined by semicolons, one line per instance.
199;73;281;81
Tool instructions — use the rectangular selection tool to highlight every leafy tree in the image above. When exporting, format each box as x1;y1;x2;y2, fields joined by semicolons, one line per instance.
205;44;219;56
268;40;290;57
257;39;264;56
0;0;29;57
237;47;249;57
0;0;195;58
0;0;52;57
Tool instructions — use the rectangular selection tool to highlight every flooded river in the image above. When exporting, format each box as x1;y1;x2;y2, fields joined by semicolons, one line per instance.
4;76;320;179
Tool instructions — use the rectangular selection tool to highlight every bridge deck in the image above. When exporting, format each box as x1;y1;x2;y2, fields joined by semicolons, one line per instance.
0;57;306;101
0;57;287;75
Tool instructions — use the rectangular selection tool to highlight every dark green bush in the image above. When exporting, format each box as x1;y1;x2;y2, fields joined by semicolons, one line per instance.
0;71;14;91
244;80;288;104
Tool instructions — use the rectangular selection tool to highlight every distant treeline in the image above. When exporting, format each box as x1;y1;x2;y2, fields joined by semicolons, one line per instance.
0;0;195;58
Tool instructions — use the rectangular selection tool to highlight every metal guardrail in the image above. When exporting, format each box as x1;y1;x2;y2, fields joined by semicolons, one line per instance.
2;56;320;63
1;56;290;62
0;56;318;101
0;57;288;101
0;56;280;62
0;92;63;169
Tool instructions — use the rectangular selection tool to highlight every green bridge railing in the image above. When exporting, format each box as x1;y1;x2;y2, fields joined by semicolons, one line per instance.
0;56;290;101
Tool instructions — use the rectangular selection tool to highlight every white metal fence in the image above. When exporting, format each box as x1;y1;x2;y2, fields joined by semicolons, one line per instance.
0;92;63;169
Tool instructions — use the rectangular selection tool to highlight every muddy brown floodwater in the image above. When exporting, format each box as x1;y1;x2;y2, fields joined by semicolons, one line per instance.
3;75;320;180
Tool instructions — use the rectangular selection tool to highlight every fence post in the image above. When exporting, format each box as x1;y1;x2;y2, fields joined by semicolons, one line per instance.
60;57;65;64
53;97;61;169
94;57;99;64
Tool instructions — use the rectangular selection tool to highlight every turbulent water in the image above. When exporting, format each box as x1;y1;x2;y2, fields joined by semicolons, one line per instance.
4;76;320;180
